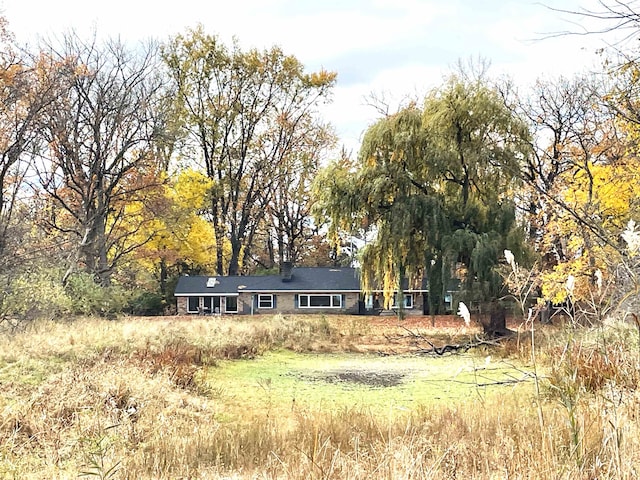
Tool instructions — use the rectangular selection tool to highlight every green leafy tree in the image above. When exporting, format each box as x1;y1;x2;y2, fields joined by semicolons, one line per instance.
316;74;531;327
422;75;531;315
316;105;436;318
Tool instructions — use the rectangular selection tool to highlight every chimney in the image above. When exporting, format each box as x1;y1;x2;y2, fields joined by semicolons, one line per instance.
280;261;293;282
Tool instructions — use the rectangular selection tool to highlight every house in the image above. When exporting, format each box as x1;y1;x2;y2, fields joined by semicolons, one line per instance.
174;266;435;315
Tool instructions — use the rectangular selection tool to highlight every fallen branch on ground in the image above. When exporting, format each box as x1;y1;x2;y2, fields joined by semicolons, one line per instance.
386;325;512;356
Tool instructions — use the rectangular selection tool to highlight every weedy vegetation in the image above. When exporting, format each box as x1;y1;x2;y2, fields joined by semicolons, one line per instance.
0;314;639;479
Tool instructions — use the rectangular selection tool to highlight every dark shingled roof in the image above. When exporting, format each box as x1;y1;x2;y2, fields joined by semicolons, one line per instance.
174;267;363;296
174;275;253;295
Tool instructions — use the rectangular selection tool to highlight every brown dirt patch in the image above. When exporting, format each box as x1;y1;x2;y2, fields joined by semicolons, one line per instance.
296;369;406;388
334;315;527;354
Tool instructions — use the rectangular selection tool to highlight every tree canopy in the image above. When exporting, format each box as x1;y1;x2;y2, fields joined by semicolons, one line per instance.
315;75;531;317
163;25;336;275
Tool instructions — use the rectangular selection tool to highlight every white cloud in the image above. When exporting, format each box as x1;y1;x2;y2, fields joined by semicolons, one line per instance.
0;0;622;156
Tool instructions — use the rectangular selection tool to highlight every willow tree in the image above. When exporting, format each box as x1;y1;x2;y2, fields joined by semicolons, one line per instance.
316;74;531;327
422;75;531;318
315;106;442;319
163;26;336;275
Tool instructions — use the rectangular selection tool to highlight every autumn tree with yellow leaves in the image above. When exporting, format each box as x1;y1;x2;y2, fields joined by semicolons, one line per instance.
163;26;336;275
129;168;222;302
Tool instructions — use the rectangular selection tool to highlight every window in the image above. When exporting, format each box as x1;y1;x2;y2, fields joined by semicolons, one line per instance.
364;294;382;310
225;296;238;313
187;296;200;313
258;294;274;309
392;294;413;309
444;293;454;313
332;294;342;307
203;296;221;314
298;294;342;308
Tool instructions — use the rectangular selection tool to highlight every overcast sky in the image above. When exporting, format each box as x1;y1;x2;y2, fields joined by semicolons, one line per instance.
0;0;619;155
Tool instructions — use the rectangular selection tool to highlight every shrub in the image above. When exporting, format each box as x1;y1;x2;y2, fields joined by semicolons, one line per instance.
65;273;131;317
125;291;165;316
0;268;72;328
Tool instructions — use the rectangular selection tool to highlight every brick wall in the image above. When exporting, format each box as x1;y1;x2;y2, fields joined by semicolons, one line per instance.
176;297;188;315
241;292;361;315
177;292;382;316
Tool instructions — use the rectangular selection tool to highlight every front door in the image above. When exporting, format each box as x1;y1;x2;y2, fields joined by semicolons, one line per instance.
203;296;222;314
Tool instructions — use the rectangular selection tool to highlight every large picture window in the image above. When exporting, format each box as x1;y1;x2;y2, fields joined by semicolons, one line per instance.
298;294;342;308
258;294;274;309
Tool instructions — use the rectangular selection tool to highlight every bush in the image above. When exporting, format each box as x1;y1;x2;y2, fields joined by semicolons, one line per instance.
65;273;131;317
126;291;165;316
0;268;72;326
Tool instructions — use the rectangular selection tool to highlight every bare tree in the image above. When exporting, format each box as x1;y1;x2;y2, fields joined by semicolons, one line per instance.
545;1;640;44
262;117;335;268
34;32;167;286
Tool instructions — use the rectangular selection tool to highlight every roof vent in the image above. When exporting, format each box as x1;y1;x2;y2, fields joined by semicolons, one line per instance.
206;277;219;288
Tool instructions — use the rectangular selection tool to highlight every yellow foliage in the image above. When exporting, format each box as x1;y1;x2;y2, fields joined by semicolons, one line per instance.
567;160;640;228
307;68;337;87
539;159;637;303
170;168;214;210
131;168;223;274
540;255;608;304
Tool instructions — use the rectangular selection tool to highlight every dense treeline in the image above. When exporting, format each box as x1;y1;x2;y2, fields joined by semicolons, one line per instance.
0;23;341;320
2;10;640;322
316;64;640;323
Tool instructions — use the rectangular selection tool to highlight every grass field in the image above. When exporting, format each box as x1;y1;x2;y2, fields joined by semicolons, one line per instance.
0;314;639;479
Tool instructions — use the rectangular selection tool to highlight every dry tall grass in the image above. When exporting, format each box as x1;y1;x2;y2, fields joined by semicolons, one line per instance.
0;314;639;479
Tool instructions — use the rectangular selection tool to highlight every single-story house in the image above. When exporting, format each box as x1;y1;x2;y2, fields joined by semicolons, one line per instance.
174;266;446;316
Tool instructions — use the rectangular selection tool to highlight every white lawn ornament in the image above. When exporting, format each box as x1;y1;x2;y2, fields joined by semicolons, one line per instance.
457;301;471;327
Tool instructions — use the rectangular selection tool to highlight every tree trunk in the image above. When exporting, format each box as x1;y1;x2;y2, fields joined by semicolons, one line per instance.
540;301;552;324
427;257;445;315
266;231;275;268
396;263;406;321
213;199;225;276
95;203;110;287
481;302;512;337
228;240;241;276
159;258;167;299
